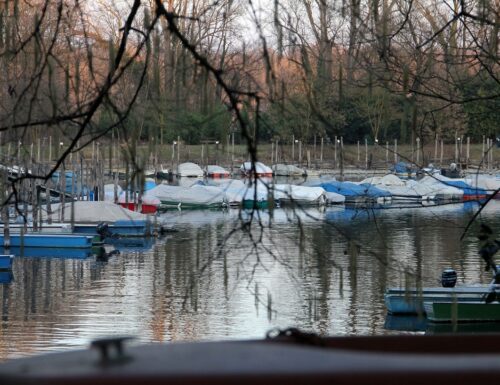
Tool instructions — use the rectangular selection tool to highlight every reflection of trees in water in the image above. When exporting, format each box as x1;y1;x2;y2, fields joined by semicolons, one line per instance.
0;203;499;357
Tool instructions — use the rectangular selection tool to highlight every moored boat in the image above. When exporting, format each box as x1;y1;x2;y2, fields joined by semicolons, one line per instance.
424;301;500;322
205;165;231;178
272;163;307;177
176;162;204;177
240;161;273;178
385;286;494;314
0;254;13;270
146;184;227;209
118;192;160;214
273;184;326;206
0;234;94;248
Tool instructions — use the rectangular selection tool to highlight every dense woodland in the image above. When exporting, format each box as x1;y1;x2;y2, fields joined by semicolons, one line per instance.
0;0;499;167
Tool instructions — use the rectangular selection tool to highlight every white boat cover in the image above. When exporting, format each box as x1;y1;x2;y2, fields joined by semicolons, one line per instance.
361;174;463;201
324;191;346;204
176;162;204;177
206;165;230;176
145;184;226;206
272;164;306;176
41;201;149;222
242;180;270;202
361;174;406;187
273;184;326;205
240;161;273;175
465;174;500;192
104;184;123;202
417;176;464;199
210;179;247;205
118;192;161;206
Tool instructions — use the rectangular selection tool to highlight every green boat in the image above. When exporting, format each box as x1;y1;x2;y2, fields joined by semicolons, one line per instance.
424;301;500;323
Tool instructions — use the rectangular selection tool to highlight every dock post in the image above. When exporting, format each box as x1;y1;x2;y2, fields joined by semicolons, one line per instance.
394;139;397;164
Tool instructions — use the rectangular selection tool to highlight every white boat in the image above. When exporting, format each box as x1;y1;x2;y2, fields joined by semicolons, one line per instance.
205;165;231;178
273;184;326;206
360;174;463;201
211;179;247;206
324;191;345;204
417;176;464;201
41;201;150;223
465;174;500;198
240;161;273;177
272;164;307;177
145;184;226;209
118;192;161;214
176;162;204;177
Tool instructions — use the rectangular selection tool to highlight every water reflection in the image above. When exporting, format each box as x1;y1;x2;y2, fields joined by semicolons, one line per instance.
0;201;499;360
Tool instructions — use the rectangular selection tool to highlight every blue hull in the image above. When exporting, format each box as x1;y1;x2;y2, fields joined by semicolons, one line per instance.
0;271;13;284
0;234;94;248
0;255;13;270
107;237;155;252
2;247;92;259
74;220;151;237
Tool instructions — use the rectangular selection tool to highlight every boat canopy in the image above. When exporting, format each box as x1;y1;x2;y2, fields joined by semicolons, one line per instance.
240;161;273;176
42;201;149;222
272;164;307;176
146;184;226;208
273;184;326;205
176;162;204;177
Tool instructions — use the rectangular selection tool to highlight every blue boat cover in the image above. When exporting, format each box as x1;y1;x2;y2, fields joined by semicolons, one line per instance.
318;181;391;198
391;162;415;174
438;180;487;196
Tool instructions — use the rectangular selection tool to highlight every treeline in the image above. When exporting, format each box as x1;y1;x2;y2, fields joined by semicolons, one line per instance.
0;0;499;156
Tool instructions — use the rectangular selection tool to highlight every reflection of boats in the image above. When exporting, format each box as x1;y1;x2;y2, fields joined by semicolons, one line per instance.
384;314;428;332
105;237;155;252
4;334;500;383
0;271;13;284
0;254;13;270
384;314;500;333
2;247;93;259
425;301;500;323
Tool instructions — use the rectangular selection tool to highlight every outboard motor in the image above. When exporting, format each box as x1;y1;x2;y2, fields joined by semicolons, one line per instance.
441;268;457;288
96;222;112;241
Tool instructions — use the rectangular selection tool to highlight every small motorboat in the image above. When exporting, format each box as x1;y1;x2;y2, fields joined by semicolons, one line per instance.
205;165;231;178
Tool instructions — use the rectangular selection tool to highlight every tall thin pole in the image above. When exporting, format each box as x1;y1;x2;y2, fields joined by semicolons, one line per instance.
440;139;444;166
321;137;324;164
434;134;438;163
466;137;470;170
365;138;368;169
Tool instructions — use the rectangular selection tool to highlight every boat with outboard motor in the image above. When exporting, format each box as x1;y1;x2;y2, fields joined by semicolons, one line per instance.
385;268;499;315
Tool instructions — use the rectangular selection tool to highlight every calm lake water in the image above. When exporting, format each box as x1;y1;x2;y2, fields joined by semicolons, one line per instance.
1;200;499;360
